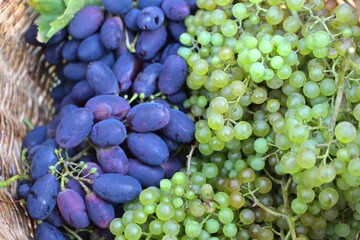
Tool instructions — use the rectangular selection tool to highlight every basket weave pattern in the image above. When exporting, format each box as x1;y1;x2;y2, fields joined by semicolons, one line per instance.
0;0;359;239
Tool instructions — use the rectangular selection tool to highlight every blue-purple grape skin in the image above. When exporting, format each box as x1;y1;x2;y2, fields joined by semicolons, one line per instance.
86;61;119;95
65;178;86;199
77;34;106;62
113;53;142;92
63;62;87;81
135;26;167;60
27;174;60;220
92;173;142;203
100;17;124;50
137;6;165;31
91;119;127;147
35;222;67;240
69;6;104;39
127;158;165;187
132;63;162;97
80;162;104;181
45;207;64;227
160;43;181;63
98;52;115;67
44;41;64;65
127;132;169;166
138;0;163;9
24;24;43;46
30;139;59;180
57;189;90;228
72;80;96;104
126;102;170;132
167;89;187;104
160;135;180;153
158;54;188;94
161;156;183;178
61;40;80;62
85;192;115;228
55;107;94;148
85;95;131;121
160;108;195;143
23;125;47;150
124;9;141;32
161;0;190;21
47;115;61;138
96;146;129;174
17;182;31;199
102;0;132;15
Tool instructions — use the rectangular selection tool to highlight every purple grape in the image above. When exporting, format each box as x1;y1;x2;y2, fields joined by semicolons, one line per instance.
77;34;106;62
102;0;132;15
161;156;183;178
63;62;87;81
35;222;66;240
167;20;187;41
46;28;68;46
86;61;119;95
137;6;165;31
161;0;190;21
124;9;141;32
60;104;78;118
85;192;115;228
126;102;170;132
51;83;67;102
113;53;142;92
158;54;188;94
44;41;64;65
127;132;169;166
96;146;129;174
127;158;165;187
30;139;59;180
99;52;115;67
57;189;90;228
72;80;96;104
85;95;131;121
159;108;195;143
56;107;94;148
160;43;181;63
93;173;142;203
65;178;86;199
45;207;64;227
100;17;124;50
132;63;162;97
184;0;198;11
160;135;180;153
90;119;127;147
138;0;163;9
17;182;31;199
24;24;43;46
69;6;104;39
27;174;59;220
47;114;61;138
135;26;167;60
61;40;80;62
23;125;47;150
80;162;104;181
167;90;187;104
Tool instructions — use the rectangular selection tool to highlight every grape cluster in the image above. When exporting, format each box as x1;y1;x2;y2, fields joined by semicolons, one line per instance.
109;0;360;239
9;0;200;239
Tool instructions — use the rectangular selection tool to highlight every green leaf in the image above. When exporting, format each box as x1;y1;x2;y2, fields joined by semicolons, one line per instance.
28;0;102;43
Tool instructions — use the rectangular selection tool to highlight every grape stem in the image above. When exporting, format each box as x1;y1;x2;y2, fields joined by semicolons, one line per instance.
0;175;30;188
281;177;297;240
62;225;83;240
22;117;34;129
186;143;198;179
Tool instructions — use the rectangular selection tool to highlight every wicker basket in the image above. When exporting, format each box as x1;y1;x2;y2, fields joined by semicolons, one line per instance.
0;0;359;239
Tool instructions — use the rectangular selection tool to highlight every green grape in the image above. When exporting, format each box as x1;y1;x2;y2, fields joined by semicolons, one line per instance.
232;3;248;20
211;33;224;46
277;65;292;79
211;9;227;25
133;209;147;224
348;158;360;177
244;36;258;49
297;185;315;203
122;210;134;225
247;49;262;63
335;3;353;23
211;97;229;114
229;80;246;97
286;0;304;10
250;62;265;79
319;187;339;209
193;59;209;76
233;122;252;141
335;121;357;143
180;33;193;46
313;31;330;48
317;164;336;183
251;88;267;104
223;223;238;237
217;126;234;142
221;20;238;37
218;207;234;224
239;209;255;225
195;127;212;143
210;70;229;88
156;202;175;221
110;218;125;235
229;191;246;209
163;220;180;236
214;192;230;207
206;219;220;234
239;168;256;183
319;78;336;96
270;55;284;69
334;223;351;237
259;39;273;54
253;138;269;154
124;223;142;240
291;198;308;215
266;6;284;25
281;152;300;174
185;220;202;238
207;112;224;130
219;46;233;60
114;234;126;240
149;220;163;235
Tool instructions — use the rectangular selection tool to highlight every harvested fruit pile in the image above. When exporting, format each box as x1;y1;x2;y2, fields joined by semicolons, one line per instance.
1;0;360;239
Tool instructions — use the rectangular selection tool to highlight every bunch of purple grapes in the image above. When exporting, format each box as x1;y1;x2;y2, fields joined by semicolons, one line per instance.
18;0;197;239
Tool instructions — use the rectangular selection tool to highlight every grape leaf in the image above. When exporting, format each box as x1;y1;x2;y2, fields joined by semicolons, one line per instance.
28;0;101;43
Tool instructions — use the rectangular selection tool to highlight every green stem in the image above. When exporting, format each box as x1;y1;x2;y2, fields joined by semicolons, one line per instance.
22;118;34;129
0;175;30;188
281;177;297;240
68;145;92;162
62;225;83;240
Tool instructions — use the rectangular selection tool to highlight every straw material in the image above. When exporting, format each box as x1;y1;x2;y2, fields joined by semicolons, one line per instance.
0;0;358;239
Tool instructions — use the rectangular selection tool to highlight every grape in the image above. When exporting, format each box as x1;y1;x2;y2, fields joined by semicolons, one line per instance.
78;34;106;62
127;158;165;187
68;6;104;39
35;222;67;240
137;6;165;31
102;0;132;15
45;207;64;227
132;63;163;97
161;0;190;21
96;146;129;174
100;17;123;50
61;40;80;61
125;9;141;32
63;62;87;80
335;121;357;143
17;182;31;200
72;80;96;104
158;55;188;94
124;223;142;239
85;95;130;121
136;26;167;60
167;21;187;41
91;119;127;147
93;174;142;203
30;139;59;180
334;3;353;23
85;192;115;228
65;178;86;199
44;41;64;65
86;61;119;95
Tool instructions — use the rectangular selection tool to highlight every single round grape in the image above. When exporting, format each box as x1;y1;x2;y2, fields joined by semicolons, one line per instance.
124;223;142;240
286;0;304;10
211;97;229;114
110;218;125;235
221;20;238;37
335;121;357;143
334;223;351;237
234;121;252;140
149;220;163;235
223;223;238;237
193;59;209;76
211;9;227;25
239;209;255;225
156;202;175;221
335;3;353;23
348;158;360;177
185;220;202;238
291;198;308;215
205;219;220;234
319;187;339;209
266;6;284;25
232;3;248;19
